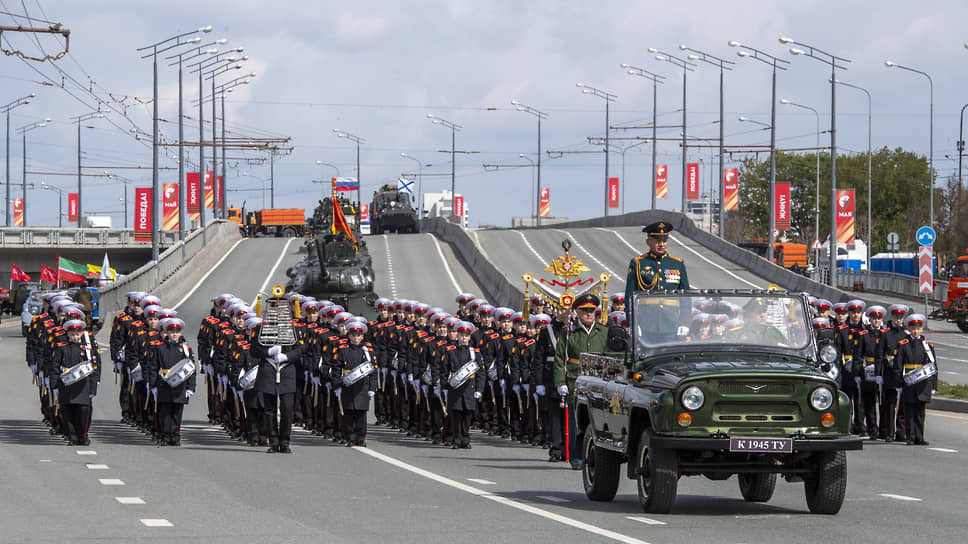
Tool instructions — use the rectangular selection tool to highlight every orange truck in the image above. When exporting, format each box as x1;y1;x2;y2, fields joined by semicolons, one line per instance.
228;206;308;238
737;239;809;273
940;251;968;332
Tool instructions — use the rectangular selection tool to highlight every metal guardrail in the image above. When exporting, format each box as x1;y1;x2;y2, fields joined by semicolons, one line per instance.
0;227;181;248
834;268;947;304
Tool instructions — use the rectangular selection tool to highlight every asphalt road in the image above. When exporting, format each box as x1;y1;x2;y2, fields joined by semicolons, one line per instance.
2;231;967;543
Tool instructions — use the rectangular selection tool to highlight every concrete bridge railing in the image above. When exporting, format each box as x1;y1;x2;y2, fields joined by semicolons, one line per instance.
0;227;181;248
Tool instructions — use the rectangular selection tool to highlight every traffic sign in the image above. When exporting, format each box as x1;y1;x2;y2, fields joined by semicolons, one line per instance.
887;232;899;244
916;226;936;245
919;245;933;294
811;238;823;250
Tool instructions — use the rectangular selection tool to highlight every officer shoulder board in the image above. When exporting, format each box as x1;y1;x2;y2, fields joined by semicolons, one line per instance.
502;334;513;340
437;339;447;346
487;332;499;340
150;340;164;346
665;254;683;263
446;345;456;351
56;341;68;347
899;339;909;345
365;342;374;348
338;344;348;350
525;339;535;346
858;330;867;336
516;337;527;344
837;324;848;330
422;336;435;344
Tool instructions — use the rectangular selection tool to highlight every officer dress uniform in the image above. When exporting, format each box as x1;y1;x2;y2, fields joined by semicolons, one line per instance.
55;321;101;446
334;339;376;446
624;221;690;337
148;325;196;446
445;340;485;449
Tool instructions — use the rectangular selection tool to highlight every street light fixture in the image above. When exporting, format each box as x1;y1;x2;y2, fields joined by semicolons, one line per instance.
518;153;536;220
575;83;616;216
781;36;850;287
17;118;50;227
649;48;696;213
72;110;109;227
333;128;365;223
779;98;822;267
622;65;665;211
511;100;548;226
41;181;66;228
400;153;422;217
104;171;135;228
884;60;933;232
427;114;462;218
680;45;734;238
3;92;34;226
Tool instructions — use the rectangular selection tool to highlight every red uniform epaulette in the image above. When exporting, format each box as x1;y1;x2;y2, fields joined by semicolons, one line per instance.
395;324;406;330
115;311;127;319
858;330;868;336
56;341;68;347
472;347;480;352
328;335;339;341
136;330;146;336
437;340;447;346
365;342;374;348
446;345;456;351
338;338;349;344
899;339;909;345
307;323;318;329
837;324;848;330
487;332;499;340
404;326;413;332
516;337;527;344
205;316;219;324
293;322;305;328
422;336;435;343
150;340;164;346
525;339;535;346
416;330;427;338
132;320;144;327
338;344;348;349
502;334;513;340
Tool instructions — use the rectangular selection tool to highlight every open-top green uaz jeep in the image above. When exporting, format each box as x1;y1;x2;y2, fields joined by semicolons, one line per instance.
575;290;862;514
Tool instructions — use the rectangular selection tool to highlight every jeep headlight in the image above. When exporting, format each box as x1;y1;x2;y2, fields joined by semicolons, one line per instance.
810;386;834;411
681;386;705;411
818;342;838;364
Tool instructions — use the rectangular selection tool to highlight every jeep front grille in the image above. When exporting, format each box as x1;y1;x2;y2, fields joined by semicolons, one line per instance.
715;402;800;422
718;383;795;395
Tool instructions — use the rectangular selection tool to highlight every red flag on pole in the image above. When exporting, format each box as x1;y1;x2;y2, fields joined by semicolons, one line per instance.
11;264;30;282
40;265;57;284
330;188;356;244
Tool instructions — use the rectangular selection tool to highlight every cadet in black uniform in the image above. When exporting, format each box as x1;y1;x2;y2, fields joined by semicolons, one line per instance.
253;332;305;453
895;314;937;445
881;304;909;441
334;321;376;446
148;318;196;446
55;319;101;446
445;321;485;449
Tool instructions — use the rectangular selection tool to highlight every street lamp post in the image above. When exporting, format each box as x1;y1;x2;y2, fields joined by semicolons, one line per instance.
680;45;734;238
427;115;462;218
72;110;108;227
618;140;649;215
3;93;34;226
17;118;49;226
104;171;133;229
730;41;788;263
400;153;422;217
781;37;850;288
41;182;64;227
649;49;696;213
511;100;548;225
575;83;617;217
884;60;933;231
960;103;968;187
779;98;821;267
214;74;254;216
333;129;365;223
831;80;872;270
622;65;665;210
518;153;536;221
138;25;212;265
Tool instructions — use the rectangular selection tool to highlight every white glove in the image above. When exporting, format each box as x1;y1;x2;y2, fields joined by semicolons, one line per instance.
557;385;568;396
854;377;861;387
335;387;342;399
473;391;482;400
303;371;309;381
499;378;506;387
390;370;398;379
421;384;429;395
113;362;121;373
523;383;530;394
677;326;690;337
151;387;158;398
536;384;546;396
89;393;95;399
433;386;441;397
512;384;521;395
220;375;228;387
275;353;288;363
185;390;193;399
312;376;321;387
368;391;375;398
29;364;38;375
875;376;884;385
931;389;937;395
896;388;902;396
443;389;449;402
408;373;414;382
267;345;281;357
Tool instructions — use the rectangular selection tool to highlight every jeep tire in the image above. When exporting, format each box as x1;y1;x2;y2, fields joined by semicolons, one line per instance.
582;424;621;502
738;473;777;502
636;429;677;514
804;450;847;514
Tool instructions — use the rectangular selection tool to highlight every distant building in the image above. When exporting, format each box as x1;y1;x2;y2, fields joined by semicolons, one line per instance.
680;198;720;234
423;189;469;228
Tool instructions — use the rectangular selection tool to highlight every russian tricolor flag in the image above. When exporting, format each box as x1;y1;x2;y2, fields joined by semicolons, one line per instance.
333;177;359;192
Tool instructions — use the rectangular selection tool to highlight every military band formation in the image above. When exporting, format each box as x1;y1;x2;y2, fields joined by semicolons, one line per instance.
22;221;940;462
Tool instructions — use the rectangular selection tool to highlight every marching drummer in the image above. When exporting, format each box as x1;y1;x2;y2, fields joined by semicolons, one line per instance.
333;321;377;447
55;319;102;446
148;318;197;446
895;314;937;446
445;321;485;449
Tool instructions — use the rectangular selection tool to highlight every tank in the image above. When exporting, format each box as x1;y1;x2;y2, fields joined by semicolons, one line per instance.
285;231;377;318
308;195;358;236
370;184;418;234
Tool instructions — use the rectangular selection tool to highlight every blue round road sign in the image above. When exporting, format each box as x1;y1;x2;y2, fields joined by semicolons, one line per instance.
916;226;936;245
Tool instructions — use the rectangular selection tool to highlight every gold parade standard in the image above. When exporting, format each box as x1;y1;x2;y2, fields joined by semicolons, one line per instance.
522;239;610;323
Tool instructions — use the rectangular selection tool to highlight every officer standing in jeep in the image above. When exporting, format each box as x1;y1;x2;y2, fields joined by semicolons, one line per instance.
625;221;690;335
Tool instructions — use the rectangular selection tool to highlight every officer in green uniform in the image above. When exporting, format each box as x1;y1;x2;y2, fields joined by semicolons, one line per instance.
625;221;690;338
553;293;609;470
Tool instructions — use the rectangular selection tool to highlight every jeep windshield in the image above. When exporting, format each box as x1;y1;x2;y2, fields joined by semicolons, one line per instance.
632;291;812;355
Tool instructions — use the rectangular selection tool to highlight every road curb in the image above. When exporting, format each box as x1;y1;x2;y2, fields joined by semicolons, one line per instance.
929;396;968;413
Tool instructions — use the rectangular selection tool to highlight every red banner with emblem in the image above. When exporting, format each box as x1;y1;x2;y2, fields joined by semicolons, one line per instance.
13;198;23;226
68;193;79;223
539;187;550;217
187;172;200;221
40;264;56;283
134;187;152;242
655;165;668;199
203;171;215;209
360;203;369;222
454;195;465;217
686;163;699;200
608;177;619;208
162;183;178;231
836;189;855;244
775;182;791;230
723;168;739;211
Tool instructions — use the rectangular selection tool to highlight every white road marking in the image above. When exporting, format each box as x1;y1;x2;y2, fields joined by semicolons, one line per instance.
469;229;490;260
879;493;922;502
140;519;174;527
356;446;650;544
428;233;462;294
39;459;51;463
86;463;109;470
929;447;959;453
537;495;571;503
467;478;496;485
383;235;397;298
115;497;145;505
555;229;617;277
626;516;668;525
98;479;125;486
947;371;961;375
173;237;246;310
600;227;643;254
254;237;297;303
514;230;548;264
668;232;763;289
76;450;96;456
928;410;968;421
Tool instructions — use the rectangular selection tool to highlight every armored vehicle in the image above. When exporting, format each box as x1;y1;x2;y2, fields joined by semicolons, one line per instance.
575;290;862;515
285;233;376;317
370;184;418;234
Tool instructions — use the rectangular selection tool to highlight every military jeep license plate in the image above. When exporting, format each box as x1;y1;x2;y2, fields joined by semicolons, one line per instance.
729;437;793;453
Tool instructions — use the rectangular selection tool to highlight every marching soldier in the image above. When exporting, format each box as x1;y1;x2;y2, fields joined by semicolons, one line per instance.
55;319;101;446
333;321;377;446
608;294;626;314
624;221;689;333
859;306;887;439
148;318;196;446
532;311;560;456
110;292;145;424
554;293;609;469
881;304;909;441
445;321;485;449
253;328;305;453
895;314;937;445
839;299;866;435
